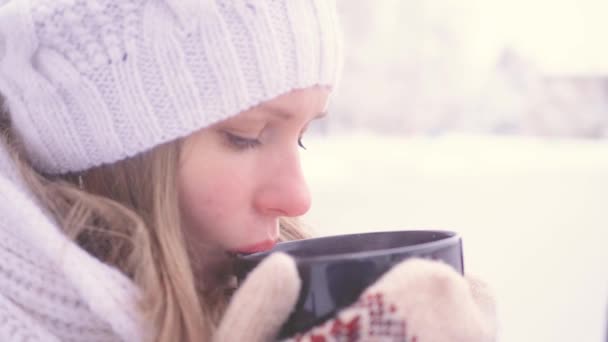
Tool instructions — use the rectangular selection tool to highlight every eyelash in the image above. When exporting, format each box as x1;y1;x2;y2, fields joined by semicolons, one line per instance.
224;132;307;150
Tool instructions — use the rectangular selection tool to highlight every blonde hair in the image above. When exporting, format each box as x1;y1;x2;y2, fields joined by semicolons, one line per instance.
0;97;310;341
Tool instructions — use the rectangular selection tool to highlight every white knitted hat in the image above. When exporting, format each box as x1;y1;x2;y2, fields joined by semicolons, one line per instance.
0;0;343;174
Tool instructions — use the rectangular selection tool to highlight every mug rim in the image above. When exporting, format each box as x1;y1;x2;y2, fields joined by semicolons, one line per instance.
237;229;460;264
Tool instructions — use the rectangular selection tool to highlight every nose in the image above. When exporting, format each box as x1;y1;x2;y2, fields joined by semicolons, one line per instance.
254;150;312;218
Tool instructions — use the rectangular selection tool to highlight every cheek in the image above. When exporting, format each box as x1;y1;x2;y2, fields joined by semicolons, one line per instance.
178;159;250;240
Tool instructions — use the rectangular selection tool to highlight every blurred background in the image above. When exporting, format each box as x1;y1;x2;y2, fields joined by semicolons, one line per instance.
300;1;608;341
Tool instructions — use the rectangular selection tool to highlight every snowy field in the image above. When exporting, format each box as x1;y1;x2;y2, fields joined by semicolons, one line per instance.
301;133;608;342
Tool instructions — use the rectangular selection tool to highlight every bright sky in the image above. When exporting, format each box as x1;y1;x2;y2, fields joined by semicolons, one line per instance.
478;0;608;75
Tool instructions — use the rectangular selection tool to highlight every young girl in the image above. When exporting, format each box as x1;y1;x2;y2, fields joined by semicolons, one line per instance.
0;0;495;341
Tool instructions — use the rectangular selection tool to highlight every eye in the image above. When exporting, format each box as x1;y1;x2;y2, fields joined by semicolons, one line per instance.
298;136;307;150
224;132;261;150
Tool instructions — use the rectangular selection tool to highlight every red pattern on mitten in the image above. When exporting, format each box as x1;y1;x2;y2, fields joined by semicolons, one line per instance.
292;292;416;342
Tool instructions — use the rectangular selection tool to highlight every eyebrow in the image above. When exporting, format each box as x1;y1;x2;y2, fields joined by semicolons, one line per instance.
260;105;328;121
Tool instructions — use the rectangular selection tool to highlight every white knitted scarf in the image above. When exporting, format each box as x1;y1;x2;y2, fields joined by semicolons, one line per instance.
0;142;142;341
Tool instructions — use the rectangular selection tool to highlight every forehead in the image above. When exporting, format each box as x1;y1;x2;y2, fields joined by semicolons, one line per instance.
214;86;331;127
250;86;331;120
265;87;331;110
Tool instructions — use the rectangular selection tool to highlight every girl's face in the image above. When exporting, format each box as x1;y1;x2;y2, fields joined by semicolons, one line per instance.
178;86;330;253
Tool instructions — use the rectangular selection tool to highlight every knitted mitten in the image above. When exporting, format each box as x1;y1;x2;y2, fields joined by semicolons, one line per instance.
213;253;301;342
215;254;497;342
289;259;497;342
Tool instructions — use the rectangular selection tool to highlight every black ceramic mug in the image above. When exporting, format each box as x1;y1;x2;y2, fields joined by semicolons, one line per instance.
234;230;463;339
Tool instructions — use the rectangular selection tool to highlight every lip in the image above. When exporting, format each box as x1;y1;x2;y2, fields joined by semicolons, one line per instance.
233;239;277;254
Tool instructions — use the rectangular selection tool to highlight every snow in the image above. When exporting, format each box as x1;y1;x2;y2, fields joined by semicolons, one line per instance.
301;133;608;342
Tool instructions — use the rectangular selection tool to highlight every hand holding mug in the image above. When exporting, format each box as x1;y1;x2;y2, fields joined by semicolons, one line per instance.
214;231;497;341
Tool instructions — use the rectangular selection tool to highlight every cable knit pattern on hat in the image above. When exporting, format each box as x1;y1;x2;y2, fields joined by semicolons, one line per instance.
0;0;343;174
